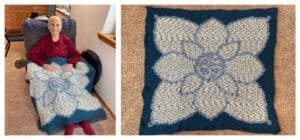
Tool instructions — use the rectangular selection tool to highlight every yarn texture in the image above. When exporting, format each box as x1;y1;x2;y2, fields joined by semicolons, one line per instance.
140;7;280;135
26;57;106;134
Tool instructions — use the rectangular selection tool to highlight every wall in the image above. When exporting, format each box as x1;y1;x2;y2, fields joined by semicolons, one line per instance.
5;5;48;29
102;6;116;34
70;5;116;114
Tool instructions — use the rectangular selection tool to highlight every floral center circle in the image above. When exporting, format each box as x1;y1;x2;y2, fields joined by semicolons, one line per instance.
47;77;70;92
195;53;225;81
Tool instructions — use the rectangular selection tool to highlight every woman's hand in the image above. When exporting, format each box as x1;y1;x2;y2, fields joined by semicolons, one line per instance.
64;63;73;72
43;64;56;72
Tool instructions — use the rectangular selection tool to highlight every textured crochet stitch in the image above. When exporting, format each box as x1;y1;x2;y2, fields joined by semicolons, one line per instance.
26;59;106;134
140;7;280;135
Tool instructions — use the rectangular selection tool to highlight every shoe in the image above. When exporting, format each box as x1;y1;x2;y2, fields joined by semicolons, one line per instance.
15;59;26;69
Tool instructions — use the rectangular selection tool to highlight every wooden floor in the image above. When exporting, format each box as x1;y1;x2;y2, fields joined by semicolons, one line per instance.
5;41;115;135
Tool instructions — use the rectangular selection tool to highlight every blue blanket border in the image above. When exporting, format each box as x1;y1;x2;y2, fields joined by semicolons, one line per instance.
140;7;280;135
31;97;106;134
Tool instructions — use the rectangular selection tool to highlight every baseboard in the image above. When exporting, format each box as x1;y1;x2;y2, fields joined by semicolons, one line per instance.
93;91;115;120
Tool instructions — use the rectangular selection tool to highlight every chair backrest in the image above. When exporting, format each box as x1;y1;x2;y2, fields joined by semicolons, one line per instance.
23;18;76;54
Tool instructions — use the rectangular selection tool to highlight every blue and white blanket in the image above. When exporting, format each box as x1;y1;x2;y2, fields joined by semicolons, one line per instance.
140;7;280;134
26;58;106;134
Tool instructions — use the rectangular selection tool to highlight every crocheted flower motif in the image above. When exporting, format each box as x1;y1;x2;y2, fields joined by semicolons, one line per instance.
26;62;101;126
151;16;271;126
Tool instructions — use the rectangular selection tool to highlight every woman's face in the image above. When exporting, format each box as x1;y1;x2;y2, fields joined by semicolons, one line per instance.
48;18;62;36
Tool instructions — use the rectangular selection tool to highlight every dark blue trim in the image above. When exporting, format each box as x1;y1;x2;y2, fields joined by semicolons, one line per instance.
31;97;106;134
140;7;280;135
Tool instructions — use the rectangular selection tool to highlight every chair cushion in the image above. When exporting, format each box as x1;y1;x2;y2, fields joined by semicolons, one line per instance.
6;36;24;42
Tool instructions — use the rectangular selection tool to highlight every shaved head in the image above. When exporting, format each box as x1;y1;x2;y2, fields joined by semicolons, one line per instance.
48;15;62;36
48;15;62;25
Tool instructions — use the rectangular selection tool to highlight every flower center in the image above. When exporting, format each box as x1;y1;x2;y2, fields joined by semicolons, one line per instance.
47;77;70;92
195;53;225;81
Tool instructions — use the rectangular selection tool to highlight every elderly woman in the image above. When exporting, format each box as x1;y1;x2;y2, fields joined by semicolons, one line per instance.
28;16;95;135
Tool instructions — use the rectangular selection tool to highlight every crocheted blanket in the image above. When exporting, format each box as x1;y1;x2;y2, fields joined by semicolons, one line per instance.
140;7;280;134
26;57;106;134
